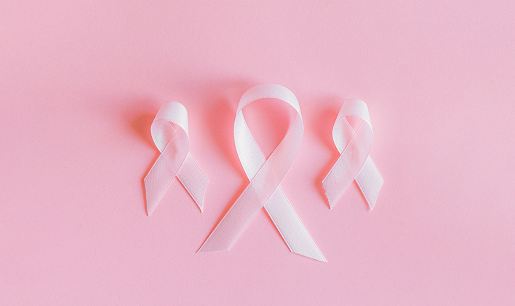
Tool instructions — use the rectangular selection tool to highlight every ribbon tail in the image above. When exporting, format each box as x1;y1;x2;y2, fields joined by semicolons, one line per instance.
144;133;188;216
265;187;326;262
355;156;383;210
144;151;176;216
198;161;279;253
177;153;209;212
322;124;373;208
321;154;357;209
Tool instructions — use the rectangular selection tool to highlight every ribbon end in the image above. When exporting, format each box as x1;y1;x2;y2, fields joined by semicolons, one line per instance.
322;179;341;209
324;188;338;210
197;229;234;253
145;197;157;216
144;182;158;216
194;188;206;213
368;177;384;211
286;231;327;262
197;244;229;254
328;198;336;210
188;182;207;213
292;247;327;263
361;184;383;211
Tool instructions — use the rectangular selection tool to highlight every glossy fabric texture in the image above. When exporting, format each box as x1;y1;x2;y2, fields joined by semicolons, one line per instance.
322;99;383;209
199;84;325;262
144;102;209;215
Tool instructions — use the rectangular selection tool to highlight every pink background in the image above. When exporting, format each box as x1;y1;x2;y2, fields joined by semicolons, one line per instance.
1;1;514;305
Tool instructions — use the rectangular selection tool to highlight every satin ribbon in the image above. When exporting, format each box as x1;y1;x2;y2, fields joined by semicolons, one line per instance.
144;101;209;215
199;84;326;262
322;99;383;209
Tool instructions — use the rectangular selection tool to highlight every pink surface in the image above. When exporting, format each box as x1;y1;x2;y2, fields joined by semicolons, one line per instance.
1;1;514;305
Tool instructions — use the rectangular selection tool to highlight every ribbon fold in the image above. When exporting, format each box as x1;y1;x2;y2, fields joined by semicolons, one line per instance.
199;84;326;262
144;101;209;215
322;99;383;209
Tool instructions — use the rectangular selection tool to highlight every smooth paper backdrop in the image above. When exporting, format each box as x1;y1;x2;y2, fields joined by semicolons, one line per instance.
1;1;514;305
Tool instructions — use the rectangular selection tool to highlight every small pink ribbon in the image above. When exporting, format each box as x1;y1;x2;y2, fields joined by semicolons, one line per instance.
144;101;209;215
322;99;383;209
199;84;326;262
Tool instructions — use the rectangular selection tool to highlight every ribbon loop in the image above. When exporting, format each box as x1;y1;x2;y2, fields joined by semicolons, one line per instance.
199;84;326;262
144;101;209;215
322;99;383;209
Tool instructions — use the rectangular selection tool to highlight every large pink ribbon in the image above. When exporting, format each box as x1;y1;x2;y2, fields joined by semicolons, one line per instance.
322;99;383;209
199;84;326;262
144;102;209;215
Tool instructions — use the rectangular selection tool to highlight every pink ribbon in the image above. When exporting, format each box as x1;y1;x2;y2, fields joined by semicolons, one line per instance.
199;84;326;262
322;99;383;209
144;102;209;215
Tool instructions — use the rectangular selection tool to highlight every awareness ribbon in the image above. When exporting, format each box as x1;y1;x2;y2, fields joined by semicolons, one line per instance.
199;84;326;262
322;99;383;209
144;101;209;215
